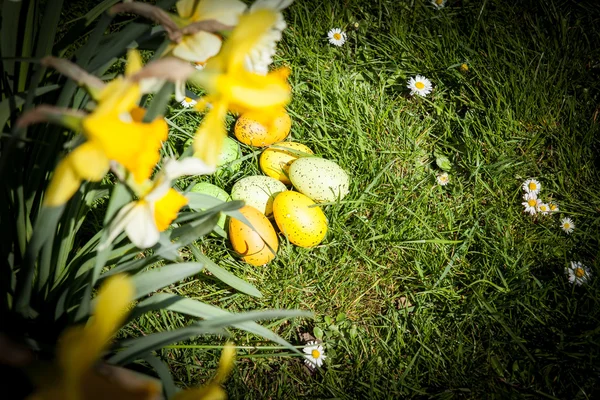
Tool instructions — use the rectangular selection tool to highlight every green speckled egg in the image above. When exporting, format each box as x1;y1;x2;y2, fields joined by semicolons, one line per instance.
288;157;350;202
231;176;287;216
273;191;327;248
216;136;242;175
190;182;230;230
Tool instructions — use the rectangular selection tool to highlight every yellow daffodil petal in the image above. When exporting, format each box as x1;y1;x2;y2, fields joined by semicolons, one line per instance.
83;113;168;183
176;0;197;19
57;275;134;400
125;49;143;77
193;101;228;167
213;343;235;384
94;77;141;116
223;68;290;110
153;189;188;231
172;31;223;64
44;142;110;207
217;9;277;70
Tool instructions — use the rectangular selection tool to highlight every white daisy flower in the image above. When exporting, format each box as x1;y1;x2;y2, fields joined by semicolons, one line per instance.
537;203;550;215
549;202;559;212
431;0;447;9
566;261;591;286
522;192;540;215
522;178;541;195
560;217;575;234
303;341;326;368
436;172;449;186
407;75;433;97
327;28;346;46
180;97;197;108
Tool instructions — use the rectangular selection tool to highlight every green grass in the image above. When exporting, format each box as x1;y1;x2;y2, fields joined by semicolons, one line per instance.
123;0;600;398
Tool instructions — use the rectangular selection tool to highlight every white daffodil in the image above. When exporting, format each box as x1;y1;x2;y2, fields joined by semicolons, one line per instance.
303;341;326;368
436;172;450;186
522;178;541;195
566;261;591;286
407;75;433;97
243;0;294;75
560;217;575;234
327;28;346;46
102;157;216;249
522;192;540;215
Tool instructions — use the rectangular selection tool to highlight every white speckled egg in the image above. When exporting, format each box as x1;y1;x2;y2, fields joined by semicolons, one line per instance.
231;176;287;216
288;157;350;202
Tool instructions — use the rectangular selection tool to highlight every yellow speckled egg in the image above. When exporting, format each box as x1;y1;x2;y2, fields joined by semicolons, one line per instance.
234;108;291;147
259;142;314;185
272;191;327;248
229;206;279;266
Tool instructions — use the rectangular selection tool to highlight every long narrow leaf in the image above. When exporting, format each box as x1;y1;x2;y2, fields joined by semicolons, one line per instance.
129;262;204;301
141;354;177;399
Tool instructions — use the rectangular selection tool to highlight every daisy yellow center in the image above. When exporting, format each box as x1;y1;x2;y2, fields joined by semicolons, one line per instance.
311;349;321;359
550;204;557;210
333;33;342;40
415;81;425;90
575;267;585;278
540;205;548;211
527;199;537;207
528;182;537;190
436;0;444;4
563;222;571;229
185;97;192;103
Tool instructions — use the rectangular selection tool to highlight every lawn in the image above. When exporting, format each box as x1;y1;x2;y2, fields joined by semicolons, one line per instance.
5;0;600;398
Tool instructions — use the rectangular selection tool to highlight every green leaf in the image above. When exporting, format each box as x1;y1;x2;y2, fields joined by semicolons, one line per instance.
109;325;227;365
0;85;60;135
170;211;220;245
129;262;204;301
189;245;262;298
435;153;452;171
141;354;176;399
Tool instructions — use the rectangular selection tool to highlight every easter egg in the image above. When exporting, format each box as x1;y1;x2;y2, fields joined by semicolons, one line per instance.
189;182;230;231
259;142;314;185
216;136;242;175
231;176;287;216
288;157;350;202
234;108;291;147
272;191;327;248
229;205;279;266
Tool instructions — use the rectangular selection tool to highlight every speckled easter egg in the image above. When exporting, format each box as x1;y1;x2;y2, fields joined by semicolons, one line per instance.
216;136;242;174
229;205;279;266
288;157;350;202
231;176;287;216
189;182;230;231
259;142;314;185
234;109;291;147
272;191;327;248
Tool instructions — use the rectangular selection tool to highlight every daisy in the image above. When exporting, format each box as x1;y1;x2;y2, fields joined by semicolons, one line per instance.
436;172;450;186
431;0;447;9
522;192;540;215
522;178;541;195
303;341;326;368
566;261;591;286
327;28;346;46
180;97;197;108
549;202;559;212
407;75;433;97
537;203;550;215
560;217;575;234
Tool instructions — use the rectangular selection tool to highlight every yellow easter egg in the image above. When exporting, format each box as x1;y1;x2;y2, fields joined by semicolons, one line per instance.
259;142;314;185
272;191;327;248
234;109;291;147
229;206;279;266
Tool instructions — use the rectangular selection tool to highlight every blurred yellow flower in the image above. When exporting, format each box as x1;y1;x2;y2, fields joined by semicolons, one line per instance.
172;342;236;400
169;0;247;63
27;275;160;400
191;9;291;166
45;51;168;207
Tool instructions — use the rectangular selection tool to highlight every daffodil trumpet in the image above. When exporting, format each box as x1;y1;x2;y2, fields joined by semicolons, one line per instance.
101;157;216;250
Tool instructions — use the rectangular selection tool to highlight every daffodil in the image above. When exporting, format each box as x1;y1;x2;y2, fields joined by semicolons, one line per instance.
103;157;215;249
168;0;247;64
28;275;160;400
190;8;291;166
172;343;236;400
43;50;168;207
